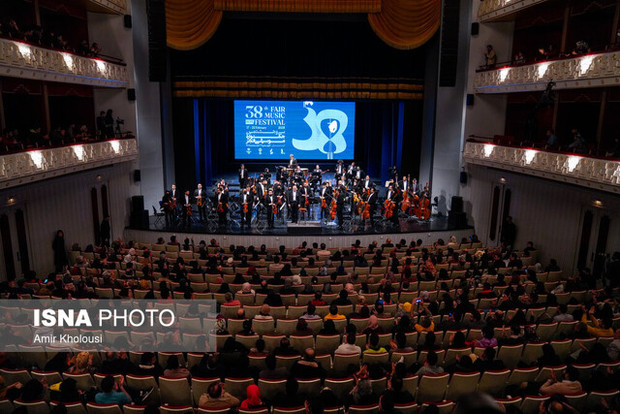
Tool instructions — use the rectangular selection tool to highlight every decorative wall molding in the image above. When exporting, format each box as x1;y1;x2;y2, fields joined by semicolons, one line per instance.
0;139;138;189
478;0;550;22
0;38;128;88
87;0;128;14
463;142;620;194
474;51;620;93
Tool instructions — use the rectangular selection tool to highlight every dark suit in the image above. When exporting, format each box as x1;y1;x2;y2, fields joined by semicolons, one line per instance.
289;191;300;223
336;191;346;229
367;192;377;226
266;195;276;227
319;187;332;220
239;168;248;189
215;192;228;226
240;193;253;227
181;195;194;227
194;188;207;221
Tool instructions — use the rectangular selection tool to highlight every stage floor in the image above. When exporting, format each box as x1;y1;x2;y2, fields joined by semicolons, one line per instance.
138;212;470;236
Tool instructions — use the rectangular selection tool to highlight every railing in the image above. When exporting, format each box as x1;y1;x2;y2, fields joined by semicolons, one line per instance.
463;141;620;194
478;0;550;22
0;38;128;88
474;50;620;93
0;138;137;190
87;0;128;14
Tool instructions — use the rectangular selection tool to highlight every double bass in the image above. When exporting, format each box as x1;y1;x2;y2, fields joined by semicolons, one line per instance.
417;182;431;220
330;190;338;220
362;201;371;220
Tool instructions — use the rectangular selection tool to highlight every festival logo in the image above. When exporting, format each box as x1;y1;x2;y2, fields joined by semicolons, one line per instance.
292;102;349;159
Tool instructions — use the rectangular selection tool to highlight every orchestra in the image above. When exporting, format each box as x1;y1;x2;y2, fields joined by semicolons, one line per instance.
160;160;433;231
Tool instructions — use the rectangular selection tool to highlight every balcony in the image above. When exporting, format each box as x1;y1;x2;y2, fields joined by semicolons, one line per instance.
0;38;128;88
0;139;137;189
86;0;128;14
478;0;550;22
474;50;620;94
463;141;620;194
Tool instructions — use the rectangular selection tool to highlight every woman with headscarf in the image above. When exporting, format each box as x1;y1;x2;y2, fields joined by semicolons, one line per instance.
240;384;265;409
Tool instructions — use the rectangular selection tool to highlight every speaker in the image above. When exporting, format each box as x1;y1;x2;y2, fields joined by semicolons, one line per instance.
127;88;136;101
147;0;167;82
466;94;474;106
130;210;149;229
451;196;463;213
133;169;141;182
471;22;479;36
439;0;461;87
124;14;132;28
460;171;468;184
448;211;467;228
131;195;144;214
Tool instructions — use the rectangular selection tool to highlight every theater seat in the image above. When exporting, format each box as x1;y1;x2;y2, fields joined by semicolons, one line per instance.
14;399;50;414
296;377;322;398
160;376;192;406
122;405;147;414
417;373;449;403
520;395;549;414
196;408;231;414
316;335;341;354
393;402;417;414
324;377;355;401
224;377;255;400
85;402;123;414
477;369;510;397
445;371;480;401
348;404;380;414
333;353;361;374
239;409;269;414
420;401;455;414
258;378;287;401
273;406;307;414
192;377;220;406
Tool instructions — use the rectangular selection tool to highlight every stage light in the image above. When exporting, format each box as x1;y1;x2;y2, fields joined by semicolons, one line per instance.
73;145;85;161
16;43;32;59
499;68;510;82
524;149;537;164
579;55;594;75
499;177;507;184
592;200;603;208
30;150;44;168
483;144;495;157
96;175;103;182
536;62;550;79
61;53;74;70
110;140;120;153
567;156;581;172
7;196;16;205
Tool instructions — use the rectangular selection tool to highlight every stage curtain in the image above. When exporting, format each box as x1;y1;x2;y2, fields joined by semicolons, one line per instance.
166;0;223;51
167;0;440;51
368;0;441;50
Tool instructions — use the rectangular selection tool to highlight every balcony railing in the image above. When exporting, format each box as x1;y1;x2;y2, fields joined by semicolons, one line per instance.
478;0;550;22
0;38;128;88
0;139;137;189
474;50;620;93
463;141;620;194
87;0;128;14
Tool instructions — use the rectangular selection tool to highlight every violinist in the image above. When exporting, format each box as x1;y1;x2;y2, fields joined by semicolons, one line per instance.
301;181;311;210
366;187;377;226
194;183;206;222
354;166;364;181
215;186;228;227
182;190;193;228
363;175;373;191
319;181;332;221
162;190;175;227
240;187;253;228
336;185;346;229
288;184;300;224
266;188;276;228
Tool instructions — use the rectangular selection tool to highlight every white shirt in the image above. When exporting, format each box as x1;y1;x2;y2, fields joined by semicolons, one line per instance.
365;181;370;189
293;192;296;201
185;196;190;204
335;343;362;355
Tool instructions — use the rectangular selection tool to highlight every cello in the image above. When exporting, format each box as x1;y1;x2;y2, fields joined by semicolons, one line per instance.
418;182;431;220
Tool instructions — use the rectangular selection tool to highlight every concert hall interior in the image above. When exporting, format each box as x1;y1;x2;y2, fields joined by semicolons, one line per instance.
1;0;620;413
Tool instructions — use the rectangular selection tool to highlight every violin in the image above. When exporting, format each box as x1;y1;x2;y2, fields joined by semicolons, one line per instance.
217;202;224;213
272;202;278;215
170;198;177;210
320;197;327;209
185;204;192;216
242;202;248;214
196;195;203;208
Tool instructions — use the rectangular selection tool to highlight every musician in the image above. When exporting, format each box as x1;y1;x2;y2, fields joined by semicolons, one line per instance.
215;187;228;227
276;167;287;183
170;184;179;200
336;186;346;230
363;175;373;191
257;180;268;200
385;185;399;226
354;166;364;181
182;190;193;228
266;188;276;228
366;187;378;226
401;175;409;194
288;185;300;223
194;183;207;221
311;164;323;189
389;165;399;182
335;160;345;180
319;182;332;220
288;154;297;167
240;187;253;228
162;190;175;226
294;165;303;184
346;162;356;183
239;164;248;189
411;178;419;195
263;168;272;185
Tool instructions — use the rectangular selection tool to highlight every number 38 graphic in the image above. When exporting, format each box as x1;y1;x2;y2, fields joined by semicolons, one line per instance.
245;106;263;118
